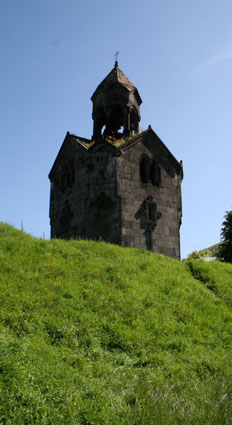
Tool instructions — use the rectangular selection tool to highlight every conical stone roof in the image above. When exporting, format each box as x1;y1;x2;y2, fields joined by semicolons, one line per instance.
91;62;141;103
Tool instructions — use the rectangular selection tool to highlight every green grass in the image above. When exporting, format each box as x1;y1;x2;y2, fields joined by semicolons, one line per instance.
187;258;232;307
1;223;232;424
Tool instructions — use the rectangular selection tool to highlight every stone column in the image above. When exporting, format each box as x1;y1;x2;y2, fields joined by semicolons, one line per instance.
123;105;131;137
92;119;102;139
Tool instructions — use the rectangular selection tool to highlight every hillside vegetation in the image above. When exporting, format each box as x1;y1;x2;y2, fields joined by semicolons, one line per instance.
1;223;232;425
186;243;221;259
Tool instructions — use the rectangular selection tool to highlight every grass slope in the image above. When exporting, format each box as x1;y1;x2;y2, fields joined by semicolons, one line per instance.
187;259;232;308
1;223;232;425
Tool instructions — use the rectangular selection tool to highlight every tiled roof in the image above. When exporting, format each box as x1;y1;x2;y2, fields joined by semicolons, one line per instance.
71;135;93;150
91;63;137;100
49;128;182;180
116;67;136;91
71;129;181;171
70;133;141;150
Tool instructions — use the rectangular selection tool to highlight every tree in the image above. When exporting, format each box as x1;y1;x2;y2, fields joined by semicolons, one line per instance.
217;211;232;263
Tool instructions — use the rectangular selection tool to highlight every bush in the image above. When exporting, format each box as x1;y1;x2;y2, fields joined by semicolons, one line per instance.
217;211;232;263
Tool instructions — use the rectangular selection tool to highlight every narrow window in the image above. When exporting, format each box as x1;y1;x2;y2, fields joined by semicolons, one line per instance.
140;155;150;183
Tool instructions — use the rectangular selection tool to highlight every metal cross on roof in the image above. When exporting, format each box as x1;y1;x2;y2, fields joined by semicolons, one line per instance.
114;51;120;65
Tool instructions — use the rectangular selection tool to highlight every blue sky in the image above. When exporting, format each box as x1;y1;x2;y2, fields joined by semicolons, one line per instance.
1;0;232;258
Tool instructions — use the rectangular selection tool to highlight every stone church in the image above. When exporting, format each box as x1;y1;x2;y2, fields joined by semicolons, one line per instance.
49;61;183;259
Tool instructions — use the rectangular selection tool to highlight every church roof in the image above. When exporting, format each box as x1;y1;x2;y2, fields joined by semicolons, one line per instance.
91;62;142;104
49;127;182;180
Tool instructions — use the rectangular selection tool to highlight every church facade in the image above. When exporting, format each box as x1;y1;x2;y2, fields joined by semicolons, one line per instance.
49;62;183;259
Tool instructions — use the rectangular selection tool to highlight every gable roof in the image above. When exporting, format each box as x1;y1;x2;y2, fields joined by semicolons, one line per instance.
120;127;180;164
49;127;182;180
120;127;182;174
48;132;92;180
91;63;142;104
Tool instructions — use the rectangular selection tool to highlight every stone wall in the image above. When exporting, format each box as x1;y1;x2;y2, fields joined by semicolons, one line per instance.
116;133;182;259
84;148;121;244
49;141;88;239
49;141;121;244
49;132;182;260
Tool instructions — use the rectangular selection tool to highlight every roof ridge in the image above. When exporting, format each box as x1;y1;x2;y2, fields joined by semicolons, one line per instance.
116;66;135;90
91;65;136;100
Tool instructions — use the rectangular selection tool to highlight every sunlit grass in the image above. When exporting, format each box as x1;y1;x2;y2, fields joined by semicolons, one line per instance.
187;258;232;307
0;223;232;424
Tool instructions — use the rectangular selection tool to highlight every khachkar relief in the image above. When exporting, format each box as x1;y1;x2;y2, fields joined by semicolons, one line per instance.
136;196;162;250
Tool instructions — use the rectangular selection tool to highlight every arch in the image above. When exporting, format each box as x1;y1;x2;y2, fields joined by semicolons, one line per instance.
93;108;105;139
110;104;124;132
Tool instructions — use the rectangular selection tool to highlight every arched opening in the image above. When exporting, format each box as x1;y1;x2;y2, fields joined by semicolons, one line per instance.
93;108;105;139
110;104;124;133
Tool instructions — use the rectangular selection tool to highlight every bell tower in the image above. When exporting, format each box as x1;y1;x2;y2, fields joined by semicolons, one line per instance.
91;61;142;139
49;62;183;259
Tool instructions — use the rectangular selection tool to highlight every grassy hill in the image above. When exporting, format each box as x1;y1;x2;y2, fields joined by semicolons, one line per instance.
1;223;232;425
186;242;221;259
